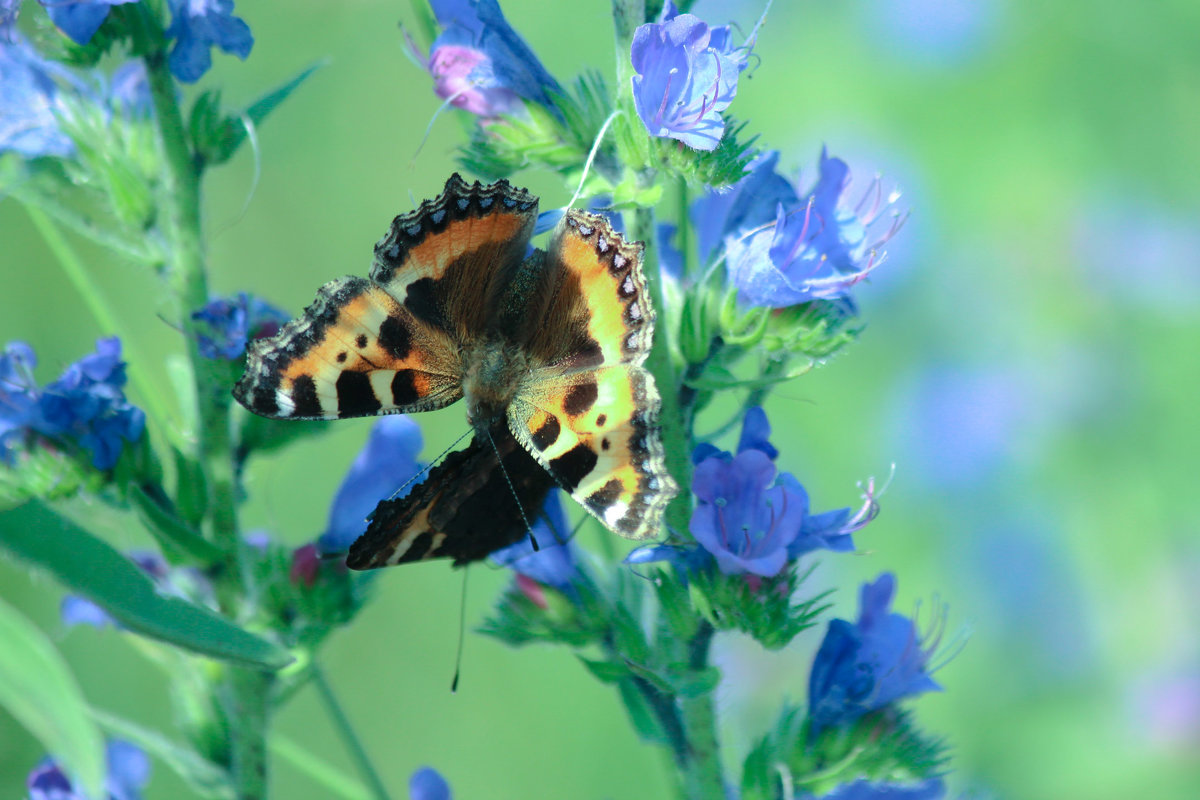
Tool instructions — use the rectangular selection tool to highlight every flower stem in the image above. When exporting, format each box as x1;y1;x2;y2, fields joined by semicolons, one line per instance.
311;664;393;800
124;6;269;798
678;621;725;800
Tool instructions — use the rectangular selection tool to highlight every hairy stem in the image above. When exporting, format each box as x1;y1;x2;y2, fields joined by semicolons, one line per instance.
678;621;724;800
125;6;268;798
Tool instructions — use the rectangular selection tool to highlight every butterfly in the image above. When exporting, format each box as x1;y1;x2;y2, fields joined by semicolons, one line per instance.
234;174;677;568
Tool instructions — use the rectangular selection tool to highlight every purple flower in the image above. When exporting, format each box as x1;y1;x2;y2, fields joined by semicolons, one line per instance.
0;34;78;157
39;0;137;46
689;407;860;576
191;292;288;360
815;778;946;799
630;407;861;576
1;338;145;470
690;447;806;577
488;489;575;590
409;766;452;800
422;0;562;117
630;4;754;150
726;148;905;308
808;573;942;733
164;0;253;84
27;739;150;800
318;415;424;554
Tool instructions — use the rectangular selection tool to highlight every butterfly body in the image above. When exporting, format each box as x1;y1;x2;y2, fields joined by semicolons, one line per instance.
234;174;677;568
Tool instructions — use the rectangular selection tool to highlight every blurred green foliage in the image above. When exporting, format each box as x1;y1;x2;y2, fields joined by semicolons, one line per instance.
2;0;1198;797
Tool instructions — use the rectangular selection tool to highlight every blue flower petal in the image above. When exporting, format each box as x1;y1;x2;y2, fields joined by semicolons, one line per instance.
409;766;452;800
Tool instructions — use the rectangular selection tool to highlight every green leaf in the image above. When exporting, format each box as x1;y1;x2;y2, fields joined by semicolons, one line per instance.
92;709;233;799
0;596;105;797
201;62;327;166
0;501;293;670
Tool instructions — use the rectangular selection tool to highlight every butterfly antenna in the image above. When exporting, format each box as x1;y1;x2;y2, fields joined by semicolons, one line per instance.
450;566;470;693
384;427;473;501
482;426;540;551
567;109;622;210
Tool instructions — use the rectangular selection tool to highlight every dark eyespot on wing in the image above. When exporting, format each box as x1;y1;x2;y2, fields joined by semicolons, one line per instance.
379;315;412;360
549;442;599;492
563;381;598;417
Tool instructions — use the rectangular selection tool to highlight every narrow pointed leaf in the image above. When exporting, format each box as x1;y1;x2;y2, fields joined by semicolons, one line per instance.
0;501;293;670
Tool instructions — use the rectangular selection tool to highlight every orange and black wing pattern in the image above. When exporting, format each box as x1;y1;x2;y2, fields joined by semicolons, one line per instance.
234;175;538;421
509;211;677;541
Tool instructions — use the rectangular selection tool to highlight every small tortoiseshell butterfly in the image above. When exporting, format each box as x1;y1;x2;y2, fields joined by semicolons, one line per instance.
234;174;677;568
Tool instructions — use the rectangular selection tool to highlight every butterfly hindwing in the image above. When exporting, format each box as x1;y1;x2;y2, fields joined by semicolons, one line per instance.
346;424;554;568
509;211;676;541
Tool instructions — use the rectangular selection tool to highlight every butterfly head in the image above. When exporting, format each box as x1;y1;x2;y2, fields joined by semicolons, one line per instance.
462;338;529;434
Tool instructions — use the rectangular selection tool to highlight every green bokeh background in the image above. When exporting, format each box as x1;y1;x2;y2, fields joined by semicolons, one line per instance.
2;0;1198;797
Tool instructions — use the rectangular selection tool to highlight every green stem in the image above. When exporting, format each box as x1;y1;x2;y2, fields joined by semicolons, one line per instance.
125;6;268;798
678;621;724;800
610;0;645;89
311;664;393;800
628;207;692;534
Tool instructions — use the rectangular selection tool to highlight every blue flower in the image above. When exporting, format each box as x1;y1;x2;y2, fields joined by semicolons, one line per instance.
808;573;942;733
27;739;150;800
690;407;860;576
39;0;137;46
814;778;946;800
726;148;905;308
1;338;145;470
423;0;562;117
409;766;452;800
318;415;425;554
690;446;805;577
691;150;799;265
191;292;289;360
630;4;754;150
0;341;39;462
0;34;79;157
628;407;862;576
164;0;253;84
488;489;576;590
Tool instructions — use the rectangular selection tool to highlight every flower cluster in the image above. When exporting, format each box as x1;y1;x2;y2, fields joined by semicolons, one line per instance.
0;338;144;469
